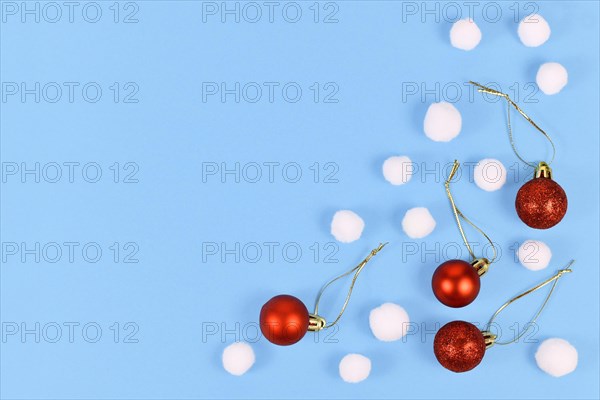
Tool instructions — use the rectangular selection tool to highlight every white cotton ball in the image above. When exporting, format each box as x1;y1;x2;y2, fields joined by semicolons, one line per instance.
339;354;371;383
402;207;436;239
517;240;552;271
474;158;507;192
423;102;462;142
369;303;410;342
518;14;551;47
536;62;568;95
535;338;578;377
331;210;365;243
450;19;482;51
222;342;255;376
382;156;413;185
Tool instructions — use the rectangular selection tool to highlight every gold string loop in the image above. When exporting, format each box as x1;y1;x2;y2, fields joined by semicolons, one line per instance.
313;243;387;329
485;260;574;346
469;81;556;168
445;160;497;267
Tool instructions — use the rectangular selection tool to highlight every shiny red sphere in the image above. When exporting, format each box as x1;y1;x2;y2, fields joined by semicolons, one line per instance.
259;294;309;346
516;176;567;229
434;320;486;373
432;259;480;308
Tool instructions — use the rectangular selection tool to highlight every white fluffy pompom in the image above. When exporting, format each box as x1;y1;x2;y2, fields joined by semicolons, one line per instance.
222;342;255;376
339;354;371;383
331;210;365;243
535;338;578;377
369;303;410;342
517;240;552;271
423;102;462;142
382;156;413;185
518;14;551;47
536;62;568;95
402;207;436;239
474;158;507;192
450;19;482;51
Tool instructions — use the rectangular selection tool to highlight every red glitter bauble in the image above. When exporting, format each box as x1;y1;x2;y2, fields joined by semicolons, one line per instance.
432;260;480;308
259;294;309;346
516;176;567;229
434;320;486;373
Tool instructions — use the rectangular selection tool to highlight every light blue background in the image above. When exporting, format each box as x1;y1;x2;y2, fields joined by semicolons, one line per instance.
1;1;599;399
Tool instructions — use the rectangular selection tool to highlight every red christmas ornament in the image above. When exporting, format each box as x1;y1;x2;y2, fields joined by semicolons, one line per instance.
515;163;567;229
259;243;387;345
260;295;310;346
432;259;482;308
468;82;568;229
434;321;489;373
433;160;494;308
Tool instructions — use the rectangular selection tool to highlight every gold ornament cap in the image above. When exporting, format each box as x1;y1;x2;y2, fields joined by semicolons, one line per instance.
534;162;553;179
471;258;490;276
308;314;326;332
481;331;497;349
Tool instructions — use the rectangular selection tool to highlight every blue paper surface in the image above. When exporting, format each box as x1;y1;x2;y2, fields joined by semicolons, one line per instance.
1;1;599;399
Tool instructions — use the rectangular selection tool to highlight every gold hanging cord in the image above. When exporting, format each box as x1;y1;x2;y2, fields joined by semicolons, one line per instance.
485;260;574;346
312;243;388;330
469;81;556;168
445;160;497;267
